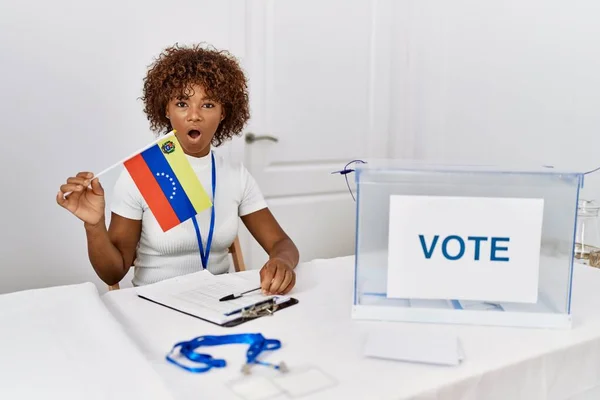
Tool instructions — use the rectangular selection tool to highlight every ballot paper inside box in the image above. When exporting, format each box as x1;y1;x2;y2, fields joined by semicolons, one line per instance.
351;160;585;329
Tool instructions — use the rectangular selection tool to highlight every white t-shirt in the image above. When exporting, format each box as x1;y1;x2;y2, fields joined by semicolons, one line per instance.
110;150;267;286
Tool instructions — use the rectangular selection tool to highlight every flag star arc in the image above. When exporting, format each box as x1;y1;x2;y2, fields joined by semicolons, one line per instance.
155;171;178;200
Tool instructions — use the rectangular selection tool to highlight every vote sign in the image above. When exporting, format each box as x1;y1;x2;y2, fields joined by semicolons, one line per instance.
386;195;544;303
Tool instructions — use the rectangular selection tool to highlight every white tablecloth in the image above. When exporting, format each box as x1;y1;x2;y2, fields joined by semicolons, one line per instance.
102;256;600;400
0;282;174;400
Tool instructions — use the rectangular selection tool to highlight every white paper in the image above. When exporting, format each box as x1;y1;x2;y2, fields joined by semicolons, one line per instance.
364;327;464;366
135;270;280;324
387;195;544;303
458;300;504;311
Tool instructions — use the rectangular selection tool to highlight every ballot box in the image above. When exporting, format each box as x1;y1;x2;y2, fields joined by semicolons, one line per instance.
352;160;585;329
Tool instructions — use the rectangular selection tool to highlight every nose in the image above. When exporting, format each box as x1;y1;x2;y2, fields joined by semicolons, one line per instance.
187;105;203;122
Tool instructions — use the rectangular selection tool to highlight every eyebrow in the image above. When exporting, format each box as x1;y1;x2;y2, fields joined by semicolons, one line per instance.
175;95;213;101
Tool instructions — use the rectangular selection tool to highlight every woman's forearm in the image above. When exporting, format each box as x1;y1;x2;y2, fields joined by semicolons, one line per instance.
84;219;128;285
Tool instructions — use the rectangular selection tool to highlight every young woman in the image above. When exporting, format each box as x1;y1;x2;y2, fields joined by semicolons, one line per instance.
56;44;298;295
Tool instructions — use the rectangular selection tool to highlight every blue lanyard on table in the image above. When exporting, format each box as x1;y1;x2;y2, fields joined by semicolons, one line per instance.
192;151;216;270
166;333;286;374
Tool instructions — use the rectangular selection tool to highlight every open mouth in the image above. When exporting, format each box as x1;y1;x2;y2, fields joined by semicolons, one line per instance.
187;129;201;140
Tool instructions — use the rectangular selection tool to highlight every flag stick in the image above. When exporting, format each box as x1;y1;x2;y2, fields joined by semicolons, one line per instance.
62;130;176;198
91;130;176;181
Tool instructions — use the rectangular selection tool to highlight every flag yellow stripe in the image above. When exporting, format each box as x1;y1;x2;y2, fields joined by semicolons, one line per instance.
158;136;212;213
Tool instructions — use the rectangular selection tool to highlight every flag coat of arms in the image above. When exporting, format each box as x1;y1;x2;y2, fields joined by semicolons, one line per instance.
123;133;212;231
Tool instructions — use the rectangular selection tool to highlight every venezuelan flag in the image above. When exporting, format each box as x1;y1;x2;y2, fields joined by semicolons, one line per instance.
123;133;212;231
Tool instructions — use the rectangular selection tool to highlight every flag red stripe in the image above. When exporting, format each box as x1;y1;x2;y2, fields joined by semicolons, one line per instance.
124;154;180;231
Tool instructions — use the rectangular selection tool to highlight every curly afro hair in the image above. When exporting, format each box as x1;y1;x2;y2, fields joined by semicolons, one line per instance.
141;43;250;146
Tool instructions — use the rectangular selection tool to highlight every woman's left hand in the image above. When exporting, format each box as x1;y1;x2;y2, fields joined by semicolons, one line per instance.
260;257;296;295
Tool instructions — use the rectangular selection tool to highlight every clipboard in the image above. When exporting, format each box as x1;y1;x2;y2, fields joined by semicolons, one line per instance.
138;294;299;327
134;269;299;327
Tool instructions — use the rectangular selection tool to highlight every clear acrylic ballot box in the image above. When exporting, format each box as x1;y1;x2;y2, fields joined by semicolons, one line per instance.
352;160;585;329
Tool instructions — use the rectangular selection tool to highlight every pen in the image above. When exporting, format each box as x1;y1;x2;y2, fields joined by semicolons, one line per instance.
219;287;261;302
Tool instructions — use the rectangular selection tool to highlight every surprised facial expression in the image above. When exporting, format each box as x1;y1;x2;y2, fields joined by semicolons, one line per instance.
165;84;225;157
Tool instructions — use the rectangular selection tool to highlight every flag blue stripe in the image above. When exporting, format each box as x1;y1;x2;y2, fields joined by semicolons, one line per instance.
141;144;197;223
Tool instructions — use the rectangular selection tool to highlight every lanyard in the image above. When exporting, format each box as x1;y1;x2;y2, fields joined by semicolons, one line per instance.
192;151;216;270
165;333;285;374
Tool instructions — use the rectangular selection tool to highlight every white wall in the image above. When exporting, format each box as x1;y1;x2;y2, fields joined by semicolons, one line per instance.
4;0;599;294
0;0;244;294
391;0;600;200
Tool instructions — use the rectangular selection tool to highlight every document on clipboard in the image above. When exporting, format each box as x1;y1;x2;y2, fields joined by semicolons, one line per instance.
135;270;298;327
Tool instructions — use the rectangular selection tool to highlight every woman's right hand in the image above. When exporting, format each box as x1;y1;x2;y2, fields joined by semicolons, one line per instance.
56;172;106;226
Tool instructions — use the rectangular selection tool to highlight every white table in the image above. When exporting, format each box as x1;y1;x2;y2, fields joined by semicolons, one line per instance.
103;256;600;400
0;282;174;400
